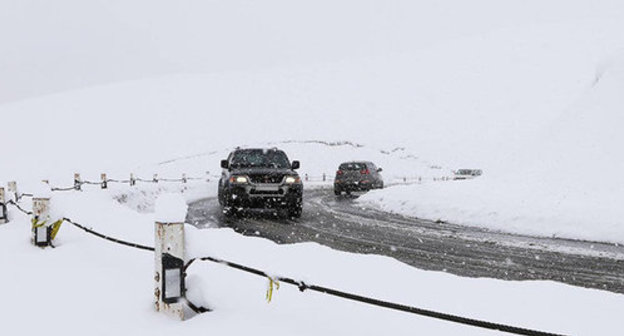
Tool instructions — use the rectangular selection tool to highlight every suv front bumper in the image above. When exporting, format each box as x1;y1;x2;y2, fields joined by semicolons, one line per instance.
224;184;303;209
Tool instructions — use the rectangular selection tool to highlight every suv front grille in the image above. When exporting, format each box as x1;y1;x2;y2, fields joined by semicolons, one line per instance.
249;174;284;184
250;189;284;195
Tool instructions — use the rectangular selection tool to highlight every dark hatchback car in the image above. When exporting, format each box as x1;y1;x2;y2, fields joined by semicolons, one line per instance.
334;161;384;195
218;148;303;218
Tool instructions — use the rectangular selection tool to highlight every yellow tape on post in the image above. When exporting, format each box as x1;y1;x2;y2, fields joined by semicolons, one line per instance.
266;277;280;303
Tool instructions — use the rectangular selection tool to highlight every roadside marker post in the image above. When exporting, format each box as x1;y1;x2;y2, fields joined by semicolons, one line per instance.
101;173;108;189
32;196;52;247
154;194;187;321
130;173;136;186
0;187;7;224
74;173;82;191
7;181;18;202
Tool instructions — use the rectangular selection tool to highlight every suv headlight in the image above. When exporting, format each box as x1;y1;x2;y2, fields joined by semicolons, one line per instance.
284;176;301;184
230;176;249;184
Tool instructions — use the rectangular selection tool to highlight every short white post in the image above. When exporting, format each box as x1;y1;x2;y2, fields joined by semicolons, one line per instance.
153;174;159;183
101;173;108;189
0;187;7;224
182;174;187;184
322;173;326;182
32;193;52;247
130;173;136;186
305;173;309;182
7;181;18;202
74;173;82;191
154;194;188;321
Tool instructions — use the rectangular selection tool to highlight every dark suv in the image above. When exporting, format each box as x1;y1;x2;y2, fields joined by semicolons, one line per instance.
218;148;303;218
334;161;384;195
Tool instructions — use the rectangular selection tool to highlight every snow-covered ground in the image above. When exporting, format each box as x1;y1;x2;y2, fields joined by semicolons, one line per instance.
1;188;623;335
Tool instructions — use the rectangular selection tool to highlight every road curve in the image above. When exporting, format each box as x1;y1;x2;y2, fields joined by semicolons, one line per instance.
187;188;624;294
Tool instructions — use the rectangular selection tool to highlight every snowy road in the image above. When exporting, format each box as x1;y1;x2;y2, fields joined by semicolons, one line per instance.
187;188;624;294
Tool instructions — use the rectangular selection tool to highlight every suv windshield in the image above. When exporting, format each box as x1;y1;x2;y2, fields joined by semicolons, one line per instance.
339;162;366;171
230;149;291;169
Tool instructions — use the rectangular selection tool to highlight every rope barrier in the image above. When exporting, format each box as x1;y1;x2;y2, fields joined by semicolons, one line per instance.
51;186;76;192
6;199;33;215
185;257;565;336
62;217;155;252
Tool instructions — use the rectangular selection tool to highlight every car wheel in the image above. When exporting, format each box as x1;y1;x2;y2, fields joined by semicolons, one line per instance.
288;206;302;218
334;188;341;196
222;206;237;218
288;199;303;218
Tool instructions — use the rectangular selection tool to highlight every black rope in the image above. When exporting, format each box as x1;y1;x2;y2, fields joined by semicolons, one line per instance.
136;178;157;183
185;257;565;336
107;179;131;184
51;186;76;192
62;217;155;252
6;199;33;215
18;193;34;201
81;181;103;185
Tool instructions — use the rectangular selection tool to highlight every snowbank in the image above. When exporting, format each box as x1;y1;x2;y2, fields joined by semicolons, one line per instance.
359;61;624;244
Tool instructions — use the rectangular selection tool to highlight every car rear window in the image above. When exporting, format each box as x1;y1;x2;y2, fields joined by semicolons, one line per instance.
339;163;366;171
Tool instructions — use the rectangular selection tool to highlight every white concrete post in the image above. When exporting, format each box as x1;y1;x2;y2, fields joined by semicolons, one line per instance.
101;173;108;189
153;174;159;183
32;196;51;247
182;174;187;184
7;181;18;202
0;187;7;224
130;173;136;186
154;194;188;321
74;173;82;191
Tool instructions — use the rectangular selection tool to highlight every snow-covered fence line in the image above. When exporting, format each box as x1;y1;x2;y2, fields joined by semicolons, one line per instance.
6;172;211;202
301;173;455;184
0;172;211;244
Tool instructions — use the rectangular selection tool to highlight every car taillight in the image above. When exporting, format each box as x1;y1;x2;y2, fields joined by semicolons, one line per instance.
361;169;370;175
337;170;343;175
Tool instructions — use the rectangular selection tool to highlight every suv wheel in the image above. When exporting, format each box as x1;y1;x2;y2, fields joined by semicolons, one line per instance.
222;206;237;218
288;206;302;218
